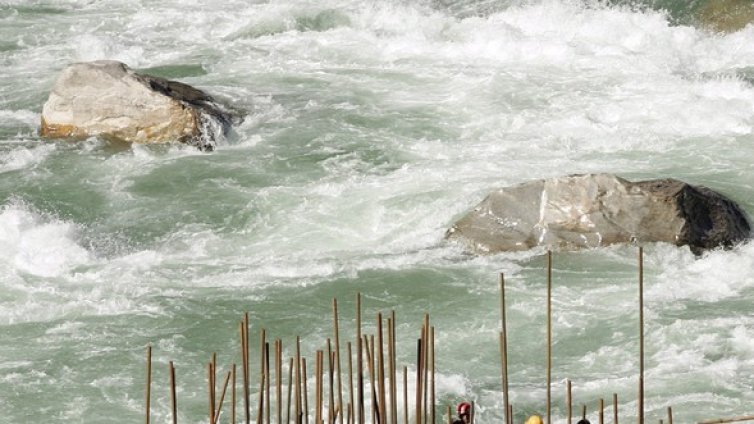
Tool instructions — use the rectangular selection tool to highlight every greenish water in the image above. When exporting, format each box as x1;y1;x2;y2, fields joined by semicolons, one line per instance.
1;0;754;423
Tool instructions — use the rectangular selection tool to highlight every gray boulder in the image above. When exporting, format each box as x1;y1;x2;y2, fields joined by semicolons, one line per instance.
446;174;750;255
40;60;238;150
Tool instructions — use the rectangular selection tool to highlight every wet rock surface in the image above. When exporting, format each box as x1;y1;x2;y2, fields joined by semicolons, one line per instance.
447;174;751;255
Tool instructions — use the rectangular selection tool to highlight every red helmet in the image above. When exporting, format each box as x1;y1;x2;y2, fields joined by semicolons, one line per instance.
457;402;471;416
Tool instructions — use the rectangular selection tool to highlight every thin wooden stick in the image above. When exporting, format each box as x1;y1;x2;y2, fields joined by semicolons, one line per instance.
169;361;177;424
667;407;673;424
233;364;237;424
303;358;309;424
366;335;378;424
639;246;645;424
287;357;294;424
213;353;217;423
208;363;215;424
214;371;233;424
582;404;586;421
547;250;552;424
403;366;408;424
599;398;604;424
329;340;335;424
430;327;435;424
347;342;354;424
415;336;424;424
446;406;452;424
500;273;510;424
277;341;282;424
296;337;302;424
357;293;364;424
258;330;267;424
613;393;618;424
422;316;429;424
390;312;398;424
378;314;387;424
334;300;344;424
267;342;272;424
697;415;754;424
145;345;152;424
243;316;251;424
316;352;323;424
508;405;513;424
566;380;572;424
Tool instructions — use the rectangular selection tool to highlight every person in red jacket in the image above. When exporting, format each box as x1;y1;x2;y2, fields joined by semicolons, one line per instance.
452;402;472;424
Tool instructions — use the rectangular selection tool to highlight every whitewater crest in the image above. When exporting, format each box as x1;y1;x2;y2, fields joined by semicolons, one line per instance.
40;61;241;150
446;174;751;255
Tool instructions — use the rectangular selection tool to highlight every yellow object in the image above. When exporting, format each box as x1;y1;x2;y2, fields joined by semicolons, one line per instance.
525;416;543;424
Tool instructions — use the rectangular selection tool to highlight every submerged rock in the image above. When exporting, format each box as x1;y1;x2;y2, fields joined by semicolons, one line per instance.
446;174;751;255
698;0;754;33
40;60;239;150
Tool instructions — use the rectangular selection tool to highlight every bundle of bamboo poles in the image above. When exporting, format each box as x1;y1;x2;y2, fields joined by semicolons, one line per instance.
144;296;450;424
142;248;750;424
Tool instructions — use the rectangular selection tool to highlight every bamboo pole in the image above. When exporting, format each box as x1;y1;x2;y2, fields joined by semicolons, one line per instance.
233;364;237;424
415;337;424;424
347;342;355;424
403;366;408;424
422;316;429;424
566;380;572;424
599;398;604;424
357;293;364;424
369;335;379;424
267;342;272;424
277;341;282;424
547;250;552;424
667;407;672;424
296;337;302;424
446;406;452;424
430;327;435;424
303;358;309;424
169;361;177;424
215;371;232;424
390;311;398;424
258;330;267;424
329;340;335;424
287;357;294;424
213;353;218;423
145;345;152;424
698;416;754;424
639;246;644;424
208;363;215;424
582;405;586;421
613;394;618;424
508;405;513;424
334;300;344;424
470;401;475;424
378;314;387;424
243;316;251;424
316;351;323;424
500;273;510;424
364;335;376;424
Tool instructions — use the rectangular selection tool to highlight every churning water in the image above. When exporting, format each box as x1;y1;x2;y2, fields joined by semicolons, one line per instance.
2;0;754;422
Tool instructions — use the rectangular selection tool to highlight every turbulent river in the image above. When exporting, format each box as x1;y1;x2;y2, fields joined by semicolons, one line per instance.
2;0;754;422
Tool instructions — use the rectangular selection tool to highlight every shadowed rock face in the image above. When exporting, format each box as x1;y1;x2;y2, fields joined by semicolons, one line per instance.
446;174;751;255
40;60;240;150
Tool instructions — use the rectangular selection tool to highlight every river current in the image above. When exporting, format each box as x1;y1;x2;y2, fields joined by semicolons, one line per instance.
1;0;754;422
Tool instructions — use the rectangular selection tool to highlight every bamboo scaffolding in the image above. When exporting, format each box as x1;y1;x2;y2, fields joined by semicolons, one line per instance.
145;345;152;424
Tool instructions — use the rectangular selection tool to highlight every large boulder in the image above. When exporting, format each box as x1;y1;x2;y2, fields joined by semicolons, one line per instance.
446;174;751;255
40;60;238;150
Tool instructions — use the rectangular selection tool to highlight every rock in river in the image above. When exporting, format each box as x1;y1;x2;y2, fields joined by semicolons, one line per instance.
40;60;238;150
446;174;751;255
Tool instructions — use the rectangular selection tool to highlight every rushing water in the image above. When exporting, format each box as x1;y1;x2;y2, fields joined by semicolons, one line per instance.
2;0;754;422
